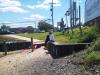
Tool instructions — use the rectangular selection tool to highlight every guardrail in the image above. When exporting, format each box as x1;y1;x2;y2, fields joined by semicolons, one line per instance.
48;42;90;58
0;37;44;55
0;41;31;55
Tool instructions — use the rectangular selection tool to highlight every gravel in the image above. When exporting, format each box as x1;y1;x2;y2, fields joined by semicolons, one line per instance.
0;47;100;75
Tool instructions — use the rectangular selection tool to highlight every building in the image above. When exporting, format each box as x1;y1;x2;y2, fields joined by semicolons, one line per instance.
85;0;100;25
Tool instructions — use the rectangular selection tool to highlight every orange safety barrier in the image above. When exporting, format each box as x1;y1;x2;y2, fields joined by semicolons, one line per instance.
32;44;37;49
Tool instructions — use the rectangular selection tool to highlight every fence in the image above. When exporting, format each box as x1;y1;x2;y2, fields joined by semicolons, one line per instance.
0;41;31;52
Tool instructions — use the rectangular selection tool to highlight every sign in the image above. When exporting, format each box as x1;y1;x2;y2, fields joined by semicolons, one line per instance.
85;0;100;23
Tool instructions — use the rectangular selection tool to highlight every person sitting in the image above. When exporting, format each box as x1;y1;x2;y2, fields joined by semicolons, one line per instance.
44;31;55;49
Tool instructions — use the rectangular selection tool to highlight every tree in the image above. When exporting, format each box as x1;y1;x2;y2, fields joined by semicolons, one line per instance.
26;26;34;33
1;24;10;32
38;21;53;32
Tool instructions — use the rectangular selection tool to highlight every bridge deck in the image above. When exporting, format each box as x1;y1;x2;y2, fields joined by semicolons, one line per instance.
48;42;91;58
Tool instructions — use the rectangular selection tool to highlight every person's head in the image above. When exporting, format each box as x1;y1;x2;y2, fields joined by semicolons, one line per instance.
49;30;53;34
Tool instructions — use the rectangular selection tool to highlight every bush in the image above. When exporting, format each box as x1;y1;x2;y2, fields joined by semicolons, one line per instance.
93;37;100;51
84;37;100;64
81;26;96;42
85;51;100;64
86;51;97;64
64;26;97;43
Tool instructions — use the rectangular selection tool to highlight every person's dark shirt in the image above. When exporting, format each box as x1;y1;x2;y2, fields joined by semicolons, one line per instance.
45;35;50;42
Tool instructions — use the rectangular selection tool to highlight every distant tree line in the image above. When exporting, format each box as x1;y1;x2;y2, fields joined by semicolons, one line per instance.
0;21;55;34
0;24;35;34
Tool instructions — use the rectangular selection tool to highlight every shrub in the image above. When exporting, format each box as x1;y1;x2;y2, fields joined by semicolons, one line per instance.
86;51;97;64
93;37;100;51
65;26;97;43
84;37;100;65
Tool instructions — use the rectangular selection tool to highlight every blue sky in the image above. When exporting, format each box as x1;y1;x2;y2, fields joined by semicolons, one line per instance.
0;0;85;28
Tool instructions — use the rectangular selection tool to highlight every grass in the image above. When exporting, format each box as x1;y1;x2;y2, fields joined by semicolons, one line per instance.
85;51;100;64
0;35;27;42
17;33;48;40
80;37;100;65
17;32;68;43
0;35;12;40
17;26;97;43
0;35;18;40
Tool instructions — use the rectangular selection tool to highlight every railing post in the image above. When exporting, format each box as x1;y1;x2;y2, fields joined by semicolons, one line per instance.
3;40;7;55
31;37;34;52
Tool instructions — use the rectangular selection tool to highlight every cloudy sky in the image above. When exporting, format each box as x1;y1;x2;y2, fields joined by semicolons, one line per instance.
0;0;85;28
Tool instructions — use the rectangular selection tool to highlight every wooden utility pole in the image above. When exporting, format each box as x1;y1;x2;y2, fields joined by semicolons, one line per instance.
70;0;74;33
50;0;56;30
51;0;54;28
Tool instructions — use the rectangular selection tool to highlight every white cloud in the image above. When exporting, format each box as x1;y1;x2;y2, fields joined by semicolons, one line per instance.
0;0;21;7
27;4;49;9
25;14;46;21
36;4;49;9
27;0;61;9
0;0;28;13
27;5;35;9
0;7;28;13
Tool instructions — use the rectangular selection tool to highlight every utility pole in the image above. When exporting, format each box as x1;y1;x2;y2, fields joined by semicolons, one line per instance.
73;2;77;27
65;11;69;33
50;0;55;30
51;0;54;28
70;0;73;33
65;12;68;28
79;4;83;36
72;1;75;28
74;2;77;26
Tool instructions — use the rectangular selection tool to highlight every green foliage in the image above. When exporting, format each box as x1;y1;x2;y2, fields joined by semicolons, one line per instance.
93;37;100;51
82;37;100;65
38;21;53;32
17;26;97;43
80;26;96;43
95;22;100;33
64;26;97;43
85;51;100;64
54;32;68;43
86;51;97;64
17;33;48;41
0;24;10;32
0;35;14;40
